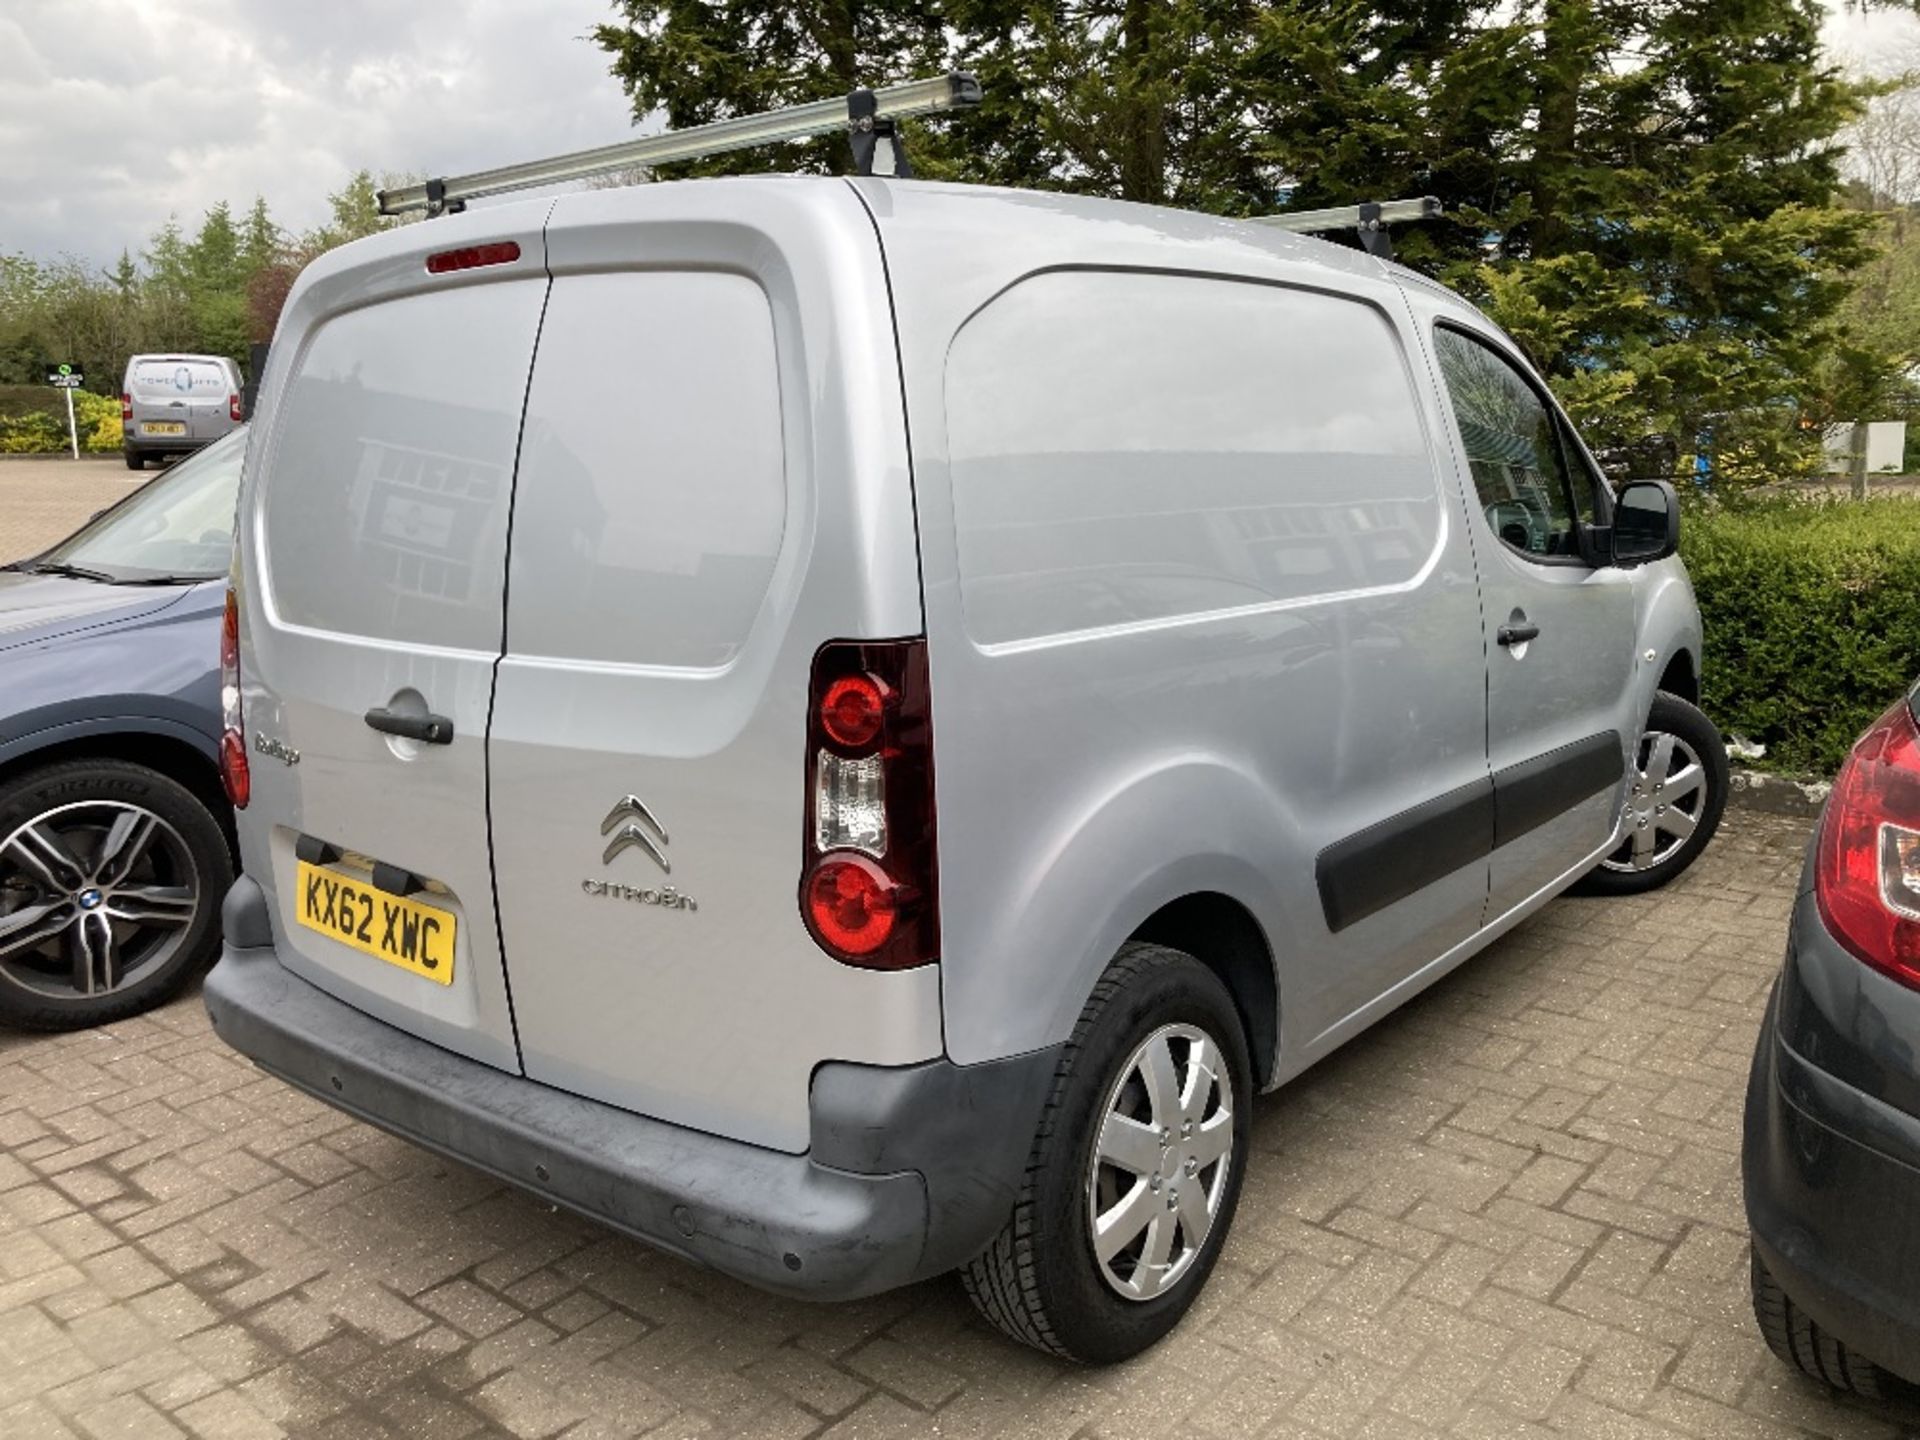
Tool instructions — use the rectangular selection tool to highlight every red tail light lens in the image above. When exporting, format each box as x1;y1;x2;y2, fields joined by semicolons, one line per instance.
426;241;522;275
1816;697;1920;989
220;585;250;809
229;392;242;423
807;856;899;955
801;640;937;969
821;675;886;749
119;393;132;422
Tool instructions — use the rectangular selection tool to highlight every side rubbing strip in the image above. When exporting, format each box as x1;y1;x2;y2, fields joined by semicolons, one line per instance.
1316;777;1495;935
1492;732;1624;849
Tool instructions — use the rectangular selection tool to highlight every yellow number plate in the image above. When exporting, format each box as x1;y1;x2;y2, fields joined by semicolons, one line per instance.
142;421;186;436
294;860;456;985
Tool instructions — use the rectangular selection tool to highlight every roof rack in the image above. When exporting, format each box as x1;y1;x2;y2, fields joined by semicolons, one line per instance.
378;72;983;218
1254;196;1444;260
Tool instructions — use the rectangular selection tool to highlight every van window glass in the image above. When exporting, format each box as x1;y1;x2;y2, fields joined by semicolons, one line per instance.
504;271;785;670
261;279;548;651
943;270;1440;647
130;360;227;398
1432;327;1580;559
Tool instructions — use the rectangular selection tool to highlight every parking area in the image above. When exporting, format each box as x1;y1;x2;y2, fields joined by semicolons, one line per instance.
0;456;159;563
2;809;1914;1440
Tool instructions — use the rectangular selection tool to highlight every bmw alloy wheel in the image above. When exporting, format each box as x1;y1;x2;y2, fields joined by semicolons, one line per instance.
0;801;201;1000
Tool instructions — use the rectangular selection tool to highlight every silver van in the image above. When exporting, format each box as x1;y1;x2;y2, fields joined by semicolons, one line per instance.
121;353;244;469
205;178;1724;1362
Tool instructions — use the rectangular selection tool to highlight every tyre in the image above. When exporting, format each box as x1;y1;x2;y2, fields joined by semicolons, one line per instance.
0;760;232;1030
1574;689;1727;896
1751;1245;1903;1401
962;942;1252;1363
124;450;145;471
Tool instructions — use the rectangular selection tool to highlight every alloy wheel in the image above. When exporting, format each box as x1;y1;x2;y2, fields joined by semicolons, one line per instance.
0;801;201;1000
1087;1021;1235;1301
1601;729;1707;873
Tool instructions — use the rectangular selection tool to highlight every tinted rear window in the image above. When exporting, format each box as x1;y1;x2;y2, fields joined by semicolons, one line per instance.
504;271;786;669
130;360;228;397
258;279;549;651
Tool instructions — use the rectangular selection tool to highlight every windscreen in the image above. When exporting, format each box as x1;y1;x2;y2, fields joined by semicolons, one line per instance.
43;427;245;581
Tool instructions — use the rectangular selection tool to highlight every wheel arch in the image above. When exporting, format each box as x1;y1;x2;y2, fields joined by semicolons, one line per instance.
1658;649;1699;706
1128;892;1278;1087
0;724;233;857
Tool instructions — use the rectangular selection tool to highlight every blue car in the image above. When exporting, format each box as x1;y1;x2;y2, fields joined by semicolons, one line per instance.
0;428;244;1029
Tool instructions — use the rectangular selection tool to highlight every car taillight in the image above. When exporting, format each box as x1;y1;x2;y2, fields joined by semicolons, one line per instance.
229;392;242;423
220;584;249;809
801;640;937;969
1815;697;1920;989
120;393;132;422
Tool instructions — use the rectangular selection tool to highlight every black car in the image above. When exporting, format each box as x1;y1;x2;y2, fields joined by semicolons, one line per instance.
1745;678;1920;1399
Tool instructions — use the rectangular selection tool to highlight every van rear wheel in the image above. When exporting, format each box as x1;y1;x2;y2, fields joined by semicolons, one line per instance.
124;451;145;471
962;943;1252;1363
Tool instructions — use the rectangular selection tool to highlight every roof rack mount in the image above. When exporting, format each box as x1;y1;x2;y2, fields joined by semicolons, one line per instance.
1255;196;1444;260
379;72;983;219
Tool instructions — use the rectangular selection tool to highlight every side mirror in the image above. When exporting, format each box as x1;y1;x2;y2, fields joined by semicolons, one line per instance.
1611;479;1679;567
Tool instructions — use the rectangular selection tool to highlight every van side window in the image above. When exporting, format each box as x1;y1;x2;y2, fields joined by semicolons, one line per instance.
1432;327;1580;560
943;270;1442;648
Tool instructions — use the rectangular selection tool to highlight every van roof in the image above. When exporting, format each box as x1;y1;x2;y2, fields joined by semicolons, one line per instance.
322;174;1424;288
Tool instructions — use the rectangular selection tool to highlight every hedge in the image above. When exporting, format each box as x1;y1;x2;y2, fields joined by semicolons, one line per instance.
0;390;123;453
1683;495;1920;775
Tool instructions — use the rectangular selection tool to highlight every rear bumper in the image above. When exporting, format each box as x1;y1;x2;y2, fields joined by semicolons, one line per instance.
1743;884;1920;1385
205;879;1057;1301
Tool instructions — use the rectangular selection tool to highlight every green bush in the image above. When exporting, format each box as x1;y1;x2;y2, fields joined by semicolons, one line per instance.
1683;495;1920;774
0;412;66;454
0;389;122;453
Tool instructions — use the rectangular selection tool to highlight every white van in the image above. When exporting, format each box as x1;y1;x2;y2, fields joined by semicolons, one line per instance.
205;176;1720;1362
121;353;243;469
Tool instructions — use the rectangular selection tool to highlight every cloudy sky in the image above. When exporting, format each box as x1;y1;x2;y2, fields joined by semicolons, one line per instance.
3;2;1918;270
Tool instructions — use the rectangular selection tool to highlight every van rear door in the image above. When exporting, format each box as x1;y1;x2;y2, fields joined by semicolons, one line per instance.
235;214;550;1070
484;184;942;1153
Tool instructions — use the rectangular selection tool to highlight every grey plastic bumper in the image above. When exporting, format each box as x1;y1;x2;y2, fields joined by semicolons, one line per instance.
204;879;1059;1301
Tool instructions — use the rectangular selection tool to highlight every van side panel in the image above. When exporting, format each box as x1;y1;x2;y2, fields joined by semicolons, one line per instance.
485;185;939;1153
859;180;1493;1076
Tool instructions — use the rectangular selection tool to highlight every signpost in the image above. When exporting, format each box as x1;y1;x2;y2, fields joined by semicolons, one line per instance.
45;364;84;460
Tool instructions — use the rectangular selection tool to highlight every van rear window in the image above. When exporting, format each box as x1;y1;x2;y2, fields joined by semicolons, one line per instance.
503;271;785;670
131;361;227;396
943;270;1441;648
259;279;550;652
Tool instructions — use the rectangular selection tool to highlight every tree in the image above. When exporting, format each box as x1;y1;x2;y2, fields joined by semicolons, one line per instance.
592;0;1886;480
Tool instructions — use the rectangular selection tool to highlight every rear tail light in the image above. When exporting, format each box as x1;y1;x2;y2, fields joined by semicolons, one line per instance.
1815;697;1920;989
219;584;250;809
801;640;937;969
119;393;132;422
229;392;242;423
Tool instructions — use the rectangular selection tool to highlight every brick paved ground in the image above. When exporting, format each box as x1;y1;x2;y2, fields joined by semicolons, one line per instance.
2;811;1916;1440
0;456;160;563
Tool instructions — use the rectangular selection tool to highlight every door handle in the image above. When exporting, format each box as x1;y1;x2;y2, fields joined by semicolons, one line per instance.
1497;622;1541;647
364;707;454;744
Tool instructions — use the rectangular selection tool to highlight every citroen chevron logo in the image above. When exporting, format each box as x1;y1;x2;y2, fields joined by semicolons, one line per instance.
600;795;669;873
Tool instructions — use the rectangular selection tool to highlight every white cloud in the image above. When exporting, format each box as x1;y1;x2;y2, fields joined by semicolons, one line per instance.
0;0;636;267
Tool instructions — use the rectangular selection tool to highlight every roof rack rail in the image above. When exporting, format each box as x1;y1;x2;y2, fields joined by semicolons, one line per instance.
1254;196;1444;261
378;72;983;218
